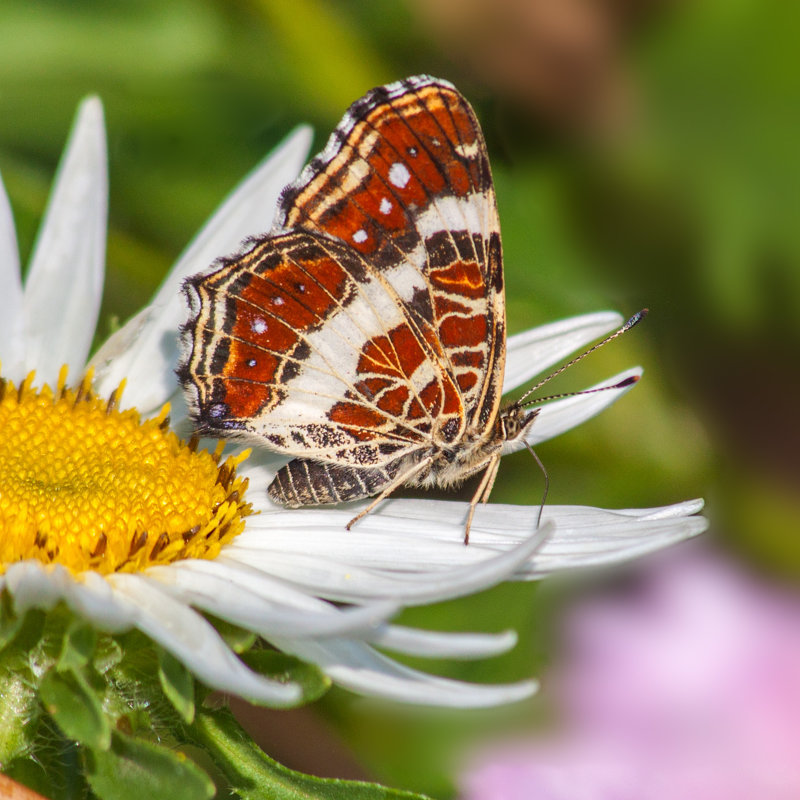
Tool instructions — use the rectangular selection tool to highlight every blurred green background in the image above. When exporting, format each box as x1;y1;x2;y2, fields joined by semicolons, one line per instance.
1;0;798;796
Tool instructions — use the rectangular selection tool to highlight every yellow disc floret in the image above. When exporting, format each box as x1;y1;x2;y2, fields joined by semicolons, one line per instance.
0;368;252;574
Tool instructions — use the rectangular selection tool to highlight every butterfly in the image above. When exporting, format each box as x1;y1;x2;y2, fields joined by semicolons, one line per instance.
180;75;622;542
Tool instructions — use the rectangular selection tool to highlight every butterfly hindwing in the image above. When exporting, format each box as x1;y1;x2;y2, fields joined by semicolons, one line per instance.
183;230;443;466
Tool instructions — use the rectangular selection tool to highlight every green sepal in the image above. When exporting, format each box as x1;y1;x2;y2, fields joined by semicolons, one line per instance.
93;634;124;674
158;647;195;724
239;650;330;707
39;667;111;751
84;730;215;800
57;620;97;672
190;706;432;800
0;591;24;652
7;607;46;656
0;663;41;764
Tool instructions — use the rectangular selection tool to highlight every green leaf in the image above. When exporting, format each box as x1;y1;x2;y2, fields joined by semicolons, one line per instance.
57;620;97;672
190;706;431;800
240;650;330;706
84;731;215;800
0;665;40;764
158;647;195;724
40;668;111;750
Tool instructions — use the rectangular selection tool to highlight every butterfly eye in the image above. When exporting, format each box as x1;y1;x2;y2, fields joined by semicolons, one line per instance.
208;403;228;419
499;413;518;440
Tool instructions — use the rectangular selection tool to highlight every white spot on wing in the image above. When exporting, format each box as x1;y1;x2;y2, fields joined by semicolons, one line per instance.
379;197;392;215
455;141;480;159
353;229;368;243
252;318;267;334
389;162;411;189
415;193;490;239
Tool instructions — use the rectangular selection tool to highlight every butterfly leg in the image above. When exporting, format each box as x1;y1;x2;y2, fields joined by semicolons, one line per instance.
345;456;434;530
463;454;502;545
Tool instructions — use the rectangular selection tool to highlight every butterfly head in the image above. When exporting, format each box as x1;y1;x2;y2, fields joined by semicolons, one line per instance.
497;405;539;445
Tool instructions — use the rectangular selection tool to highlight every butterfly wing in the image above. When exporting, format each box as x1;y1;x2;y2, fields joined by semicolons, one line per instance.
277;76;506;432
181;76;506;501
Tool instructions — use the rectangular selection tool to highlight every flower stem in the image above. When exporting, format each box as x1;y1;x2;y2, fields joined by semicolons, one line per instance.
187;705;431;800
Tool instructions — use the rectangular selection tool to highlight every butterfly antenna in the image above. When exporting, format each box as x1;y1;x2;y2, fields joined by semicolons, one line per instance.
524;373;640;407
515;309;648;407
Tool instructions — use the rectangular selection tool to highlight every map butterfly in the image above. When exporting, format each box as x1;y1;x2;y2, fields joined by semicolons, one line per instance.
180;76;636;541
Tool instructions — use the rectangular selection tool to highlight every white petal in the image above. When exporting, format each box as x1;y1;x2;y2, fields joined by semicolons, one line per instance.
224;519;552;604
229;500;705;588
63;571;140;632
372;625;518;659
270;637;538;708
168;555;353;611
107;573;302;706
146;560;398;639
505;366;643;451
0;171;24;375
434;500;708;574
92;127;313;413
4;562;135;632
5;561;78;613
516;500;710;577
615;498;706;520
23;97;107;386
503;311;623;394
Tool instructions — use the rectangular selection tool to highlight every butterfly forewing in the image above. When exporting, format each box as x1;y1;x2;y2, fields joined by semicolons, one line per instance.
276;76;506;431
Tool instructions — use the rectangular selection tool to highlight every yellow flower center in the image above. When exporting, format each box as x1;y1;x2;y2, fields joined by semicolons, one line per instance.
0;368;251;574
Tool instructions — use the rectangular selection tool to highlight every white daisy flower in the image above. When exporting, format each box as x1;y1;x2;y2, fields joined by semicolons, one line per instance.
0;98;707;711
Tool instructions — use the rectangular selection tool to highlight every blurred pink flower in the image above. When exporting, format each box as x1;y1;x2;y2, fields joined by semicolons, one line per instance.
461;550;800;799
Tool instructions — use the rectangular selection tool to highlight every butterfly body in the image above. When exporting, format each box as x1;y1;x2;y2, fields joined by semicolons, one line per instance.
180;76;534;537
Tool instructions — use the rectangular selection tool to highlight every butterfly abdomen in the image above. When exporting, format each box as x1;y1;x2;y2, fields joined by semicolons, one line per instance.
269;458;401;507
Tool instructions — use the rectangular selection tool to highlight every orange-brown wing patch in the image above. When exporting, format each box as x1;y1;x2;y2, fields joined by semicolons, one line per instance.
182;231;363;423
278;79;491;271
353;321;463;424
